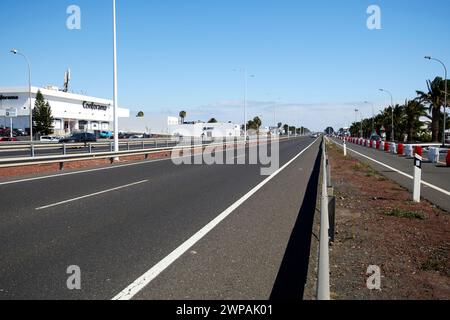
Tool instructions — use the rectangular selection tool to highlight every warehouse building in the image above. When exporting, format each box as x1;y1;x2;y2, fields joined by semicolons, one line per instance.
0;86;130;136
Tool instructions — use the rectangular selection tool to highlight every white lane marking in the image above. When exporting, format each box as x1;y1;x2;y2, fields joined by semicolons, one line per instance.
111;138;320;300
0;138;299;187
35;180;149;211
331;140;450;197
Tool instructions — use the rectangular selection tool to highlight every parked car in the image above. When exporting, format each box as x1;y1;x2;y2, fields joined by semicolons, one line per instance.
59;133;97;144
99;131;113;139
0;137;18;142
13;129;26;136
40;136;61;143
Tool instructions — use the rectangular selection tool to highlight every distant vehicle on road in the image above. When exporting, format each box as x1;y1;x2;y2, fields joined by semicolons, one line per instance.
0;137;18;142
369;134;382;142
59;133;97;144
311;133;319;138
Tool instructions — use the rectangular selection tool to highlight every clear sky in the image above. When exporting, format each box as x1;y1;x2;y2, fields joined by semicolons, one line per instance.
0;0;449;131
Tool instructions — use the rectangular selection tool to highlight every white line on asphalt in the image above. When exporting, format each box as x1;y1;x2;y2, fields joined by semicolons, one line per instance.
111;138;320;300
331;140;450;197
35;180;149;211
0;138;297;186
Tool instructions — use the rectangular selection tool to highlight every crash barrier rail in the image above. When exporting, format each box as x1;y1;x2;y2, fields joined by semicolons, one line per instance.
0;136;296;170
317;138;336;300
0;138;183;158
340;137;449;166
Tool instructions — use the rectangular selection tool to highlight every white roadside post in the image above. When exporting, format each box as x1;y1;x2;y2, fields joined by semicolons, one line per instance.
413;154;422;203
343;140;347;156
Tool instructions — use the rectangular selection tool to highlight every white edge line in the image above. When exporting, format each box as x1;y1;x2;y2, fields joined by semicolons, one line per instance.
35;180;149;211
111;138;320;300
330;139;450;197
0;138;298;187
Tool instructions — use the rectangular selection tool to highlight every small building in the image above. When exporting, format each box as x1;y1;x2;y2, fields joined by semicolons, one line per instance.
0;86;130;136
119;115;179;136
169;122;241;138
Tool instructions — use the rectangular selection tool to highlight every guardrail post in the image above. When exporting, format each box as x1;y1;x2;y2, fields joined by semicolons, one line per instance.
127;142;130;151
59;161;64;171
413;154;422;203
89;143;93;154
328;195;336;243
110;142;114;152
63;144;67;155
31;144;35;157
343;140;347;156
142;141;145;150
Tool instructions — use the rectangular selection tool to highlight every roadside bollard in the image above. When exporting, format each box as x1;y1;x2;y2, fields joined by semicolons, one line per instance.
380;141;385;151
405;145;414;158
343;141;347;156
63;144;67;155
446;150;450;167
384;142;390;152
429;147;440;164
390;143;397;154
413;154;422;203
397;144;404;156
376;141;381;150
31;144;35;157
414;146;423;157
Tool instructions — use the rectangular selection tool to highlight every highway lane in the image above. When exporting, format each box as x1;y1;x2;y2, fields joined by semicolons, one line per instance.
0;137;321;299
331;138;450;212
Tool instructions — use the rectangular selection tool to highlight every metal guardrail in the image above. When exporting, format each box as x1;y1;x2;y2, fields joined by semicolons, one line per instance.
0;136;297;170
317;138;335;300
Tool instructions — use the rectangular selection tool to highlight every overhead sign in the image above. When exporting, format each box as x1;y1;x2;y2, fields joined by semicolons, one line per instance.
0;95;19;101
5;109;18;117
82;101;109;111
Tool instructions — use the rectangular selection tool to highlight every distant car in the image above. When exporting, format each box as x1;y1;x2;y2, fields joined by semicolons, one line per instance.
59;133;97;144
0;137;18;142
99;131;113;139
369;134;382;142
40;136;61;143
311;133;319;138
13;129;26;137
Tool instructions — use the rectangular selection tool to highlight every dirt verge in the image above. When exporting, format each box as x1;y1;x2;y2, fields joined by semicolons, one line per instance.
327;141;449;300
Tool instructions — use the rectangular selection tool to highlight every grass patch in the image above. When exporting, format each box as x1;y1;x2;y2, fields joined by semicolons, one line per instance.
385;208;425;220
421;257;448;274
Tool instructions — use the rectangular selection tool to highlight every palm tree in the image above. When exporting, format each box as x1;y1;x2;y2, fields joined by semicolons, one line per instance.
404;99;427;142
179;111;187;124
208;118;218;123
416;77;446;142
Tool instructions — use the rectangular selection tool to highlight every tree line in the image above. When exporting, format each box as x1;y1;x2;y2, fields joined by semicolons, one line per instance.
350;77;449;143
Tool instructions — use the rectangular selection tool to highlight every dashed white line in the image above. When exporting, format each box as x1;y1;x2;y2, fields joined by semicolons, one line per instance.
111;138;320;300
35;180;149;211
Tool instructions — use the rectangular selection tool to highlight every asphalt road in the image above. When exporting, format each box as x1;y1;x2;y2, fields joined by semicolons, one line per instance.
0;136;322;300
331;138;450;212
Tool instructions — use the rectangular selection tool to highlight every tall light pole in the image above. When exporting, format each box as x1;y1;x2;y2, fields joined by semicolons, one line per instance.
364;101;375;134
10;49;32;142
425;56;447;146
379;89;395;142
112;0;119;157
235;68;254;141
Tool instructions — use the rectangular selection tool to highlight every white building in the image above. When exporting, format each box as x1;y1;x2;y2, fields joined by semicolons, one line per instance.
169;122;241;138
0;86;130;136
119;115;179;136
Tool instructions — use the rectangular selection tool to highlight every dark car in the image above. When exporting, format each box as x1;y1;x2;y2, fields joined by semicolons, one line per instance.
369;134;382;142
0;137;18;142
59;133;97;144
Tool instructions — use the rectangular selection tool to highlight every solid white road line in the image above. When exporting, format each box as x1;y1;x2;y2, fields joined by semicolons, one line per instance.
111;138;320;300
331;139;450;197
35;180;149;211
0;138;299;187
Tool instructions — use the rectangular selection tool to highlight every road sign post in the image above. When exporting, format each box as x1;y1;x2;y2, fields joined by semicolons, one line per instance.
413;154;422;203
5;109;18;138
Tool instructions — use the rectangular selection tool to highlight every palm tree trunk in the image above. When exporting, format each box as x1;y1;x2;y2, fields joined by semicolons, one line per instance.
432;107;440;142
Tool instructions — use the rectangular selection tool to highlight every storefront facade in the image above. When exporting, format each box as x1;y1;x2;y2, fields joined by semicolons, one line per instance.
0;86;130;136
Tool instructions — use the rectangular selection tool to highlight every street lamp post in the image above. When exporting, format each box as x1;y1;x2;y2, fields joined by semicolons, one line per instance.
425;56;447;146
354;108;359;137
379;89;395;142
112;0;119;157
364;101;375;134
10;49;32;142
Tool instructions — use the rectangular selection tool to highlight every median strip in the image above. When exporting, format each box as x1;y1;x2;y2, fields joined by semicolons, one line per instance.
35;180;149;211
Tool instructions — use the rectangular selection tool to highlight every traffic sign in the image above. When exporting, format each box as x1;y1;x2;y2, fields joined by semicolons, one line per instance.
5;109;17;118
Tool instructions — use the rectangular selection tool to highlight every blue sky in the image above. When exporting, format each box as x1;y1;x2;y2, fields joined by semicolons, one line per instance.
0;0;449;131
